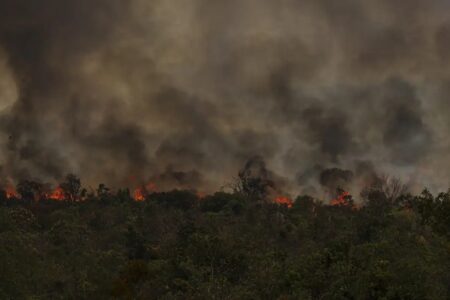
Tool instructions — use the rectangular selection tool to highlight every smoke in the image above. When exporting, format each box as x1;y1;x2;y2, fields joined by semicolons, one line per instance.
319;168;354;195
0;0;449;194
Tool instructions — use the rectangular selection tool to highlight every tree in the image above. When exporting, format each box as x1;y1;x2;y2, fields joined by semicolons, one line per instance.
200;192;244;213
16;180;44;202
59;174;81;202
149;190;198;210
235;156;275;200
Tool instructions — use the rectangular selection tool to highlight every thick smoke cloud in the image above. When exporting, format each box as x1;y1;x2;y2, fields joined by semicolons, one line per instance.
0;0;449;195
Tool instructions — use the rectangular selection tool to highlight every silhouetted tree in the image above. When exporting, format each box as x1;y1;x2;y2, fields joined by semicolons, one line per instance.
59;174;81;201
16;180;44;202
236;156;275;200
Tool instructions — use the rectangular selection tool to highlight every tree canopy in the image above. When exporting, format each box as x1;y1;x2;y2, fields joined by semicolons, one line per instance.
0;178;449;299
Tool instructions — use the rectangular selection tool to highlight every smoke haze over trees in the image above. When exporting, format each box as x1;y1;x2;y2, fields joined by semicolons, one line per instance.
1;2;450;298
0;1;450;195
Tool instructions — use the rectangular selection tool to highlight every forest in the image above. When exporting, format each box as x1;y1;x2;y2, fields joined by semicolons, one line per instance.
2;0;450;299
0;174;449;299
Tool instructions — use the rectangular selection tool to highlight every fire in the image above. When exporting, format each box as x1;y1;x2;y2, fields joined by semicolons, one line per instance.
134;188;145;201
48;187;65;201
330;191;351;206
133;182;158;201
275;196;293;208
5;185;18;199
3;184;66;201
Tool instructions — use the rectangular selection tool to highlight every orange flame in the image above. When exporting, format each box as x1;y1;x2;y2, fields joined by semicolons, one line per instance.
275;196;293;208
133;182;158;201
5;185;18;199
48;187;65;201
330;191;351;206
134;188;145;201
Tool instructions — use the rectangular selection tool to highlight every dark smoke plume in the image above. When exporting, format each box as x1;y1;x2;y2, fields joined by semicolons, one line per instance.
319;168;354;192
0;0;449;195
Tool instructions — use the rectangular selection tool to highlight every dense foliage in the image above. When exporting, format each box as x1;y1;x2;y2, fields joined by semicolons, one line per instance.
0;184;449;299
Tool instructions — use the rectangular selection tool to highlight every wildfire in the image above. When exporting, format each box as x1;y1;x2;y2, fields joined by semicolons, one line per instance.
134;188;145;201
133;182;158;201
5;185;18;199
3;184;67;201
48;187;65;201
330;191;351;206
275;196;293;208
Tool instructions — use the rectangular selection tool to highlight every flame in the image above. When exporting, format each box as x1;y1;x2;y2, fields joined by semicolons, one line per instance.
133;182;157;201
5;185;18;199
3;184;66;201
275;196;293;208
48;187;65;201
134;188;145;201
330;191;351;206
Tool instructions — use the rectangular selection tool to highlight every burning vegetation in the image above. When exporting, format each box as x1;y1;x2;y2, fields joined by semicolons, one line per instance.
0;172;448;299
1;0;450;297
0;159;447;300
0;157;411;208
330;190;352;207
0;165;400;213
0;174;297;209
274;196;294;208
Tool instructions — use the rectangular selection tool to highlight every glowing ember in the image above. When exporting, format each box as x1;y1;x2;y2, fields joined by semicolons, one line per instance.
330;191;351;206
48;187;65;201
275;196;293;208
